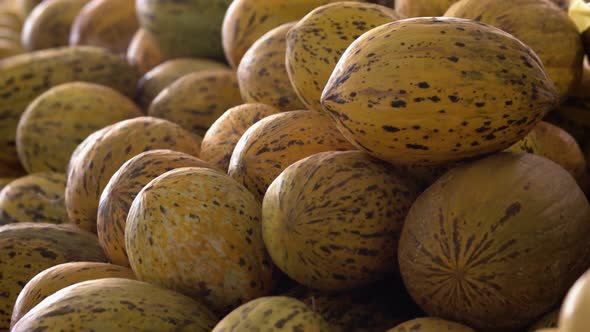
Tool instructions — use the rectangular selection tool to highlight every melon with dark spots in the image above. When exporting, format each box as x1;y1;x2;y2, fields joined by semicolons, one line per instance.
200;103;280;171
387;317;475;332
228;110;356;201
0;222;106;330
126;167;274;315
148;69;243;136
11;262;135;327
65;116;202;233
98;149;215;267
11;278;218;332
263;150;420;291
0;172;67;225
321;17;558;165
398;152;590;331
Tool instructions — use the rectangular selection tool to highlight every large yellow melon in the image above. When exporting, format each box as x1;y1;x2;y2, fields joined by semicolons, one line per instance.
228;110;356;201
321;17;558;166
65;116;202;233
200;103;280;171
398;152;590;331
263;151;420;291
98;149;214;266
126;167;275;315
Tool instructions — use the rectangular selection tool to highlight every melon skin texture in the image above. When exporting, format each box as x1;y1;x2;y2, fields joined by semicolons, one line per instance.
395;0;459;17
98;149;215;267
126;28;165;75
11;278;218;332
398;152;590;331
125;167;275;315
0;172;67;225
228;110;356;201
200;103;280;172
445;0;583;100
387;317;475;332
263;150;420;291
321;17;558;166
65;116;202;233
11;262;135;327
212;296;332;332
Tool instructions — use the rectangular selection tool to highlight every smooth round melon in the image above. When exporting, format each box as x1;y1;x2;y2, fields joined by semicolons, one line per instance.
11;262;135;327
445;0;584;100
387;317;475;332
65;116;202;233
237;22;305;111
16;82;143;173
148;69;243;137
136;57;228;109
228;110;356;201
0;172;67;225
200;103;280;171
0;222;106;330
126;167;274;315
286;1;402;111
11;278;218;332
126;28;165;75
212;296;331;332
398;152;590;331
98;149;214;266
263;150;420;291
321;17;558;166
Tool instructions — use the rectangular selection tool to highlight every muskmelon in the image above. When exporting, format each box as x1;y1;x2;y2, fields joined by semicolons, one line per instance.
395;0;459;17
286;2;402;111
11;278;218;332
387;317;475;332
228;110;356;201
136;57;228;109
0;172;67;225
11;262;135;326
212;296;332;332
398;152;590;330
98;149;214;266
126;28;165;75
0;222;106;330
126;167;274;315
263;150;420;291
16;82;143;174
148;69;243;136
200;103;280;171
445;0;583;100
65;116;202;233
321;17;558;166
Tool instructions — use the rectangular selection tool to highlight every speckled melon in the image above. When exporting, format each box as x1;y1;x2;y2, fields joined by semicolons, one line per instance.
126;167;274;315
98;149;215;266
395;0;459;16
148;69;243;136
201;103;280;171
237;22;305;111
0;222;106;330
136;0;231;59
20;0;87;51
398;152;590;331
0;172;67;225
69;0;138;54
228;110;356;201
445;0;583;100
11;262;135;327
65;116;202;233
212;296;332;332
286;2;402;111
136;57;229;109
11;278;218;332
321;17;558;166
527;309;559;331
263;150;419;291
222;0;358;68
387;318;475;332
557;268;590;332
126;28;165;75
16;82;143;174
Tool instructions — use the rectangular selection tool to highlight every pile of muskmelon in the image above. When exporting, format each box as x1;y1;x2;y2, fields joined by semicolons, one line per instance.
1;0;590;331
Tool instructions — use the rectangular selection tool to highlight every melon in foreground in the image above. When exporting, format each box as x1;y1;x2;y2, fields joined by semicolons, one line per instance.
398;152;590;330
